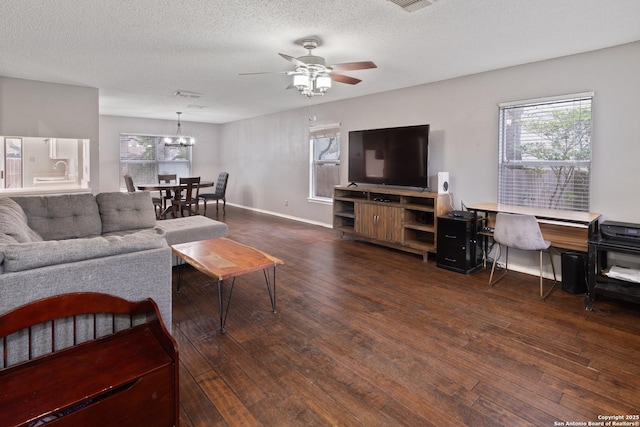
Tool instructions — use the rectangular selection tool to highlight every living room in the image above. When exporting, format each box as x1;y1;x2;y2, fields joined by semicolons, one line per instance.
1;1;640;425
4;39;639;231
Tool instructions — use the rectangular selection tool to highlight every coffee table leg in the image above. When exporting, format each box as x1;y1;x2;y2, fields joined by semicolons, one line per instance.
263;267;277;313
217;279;224;333
176;257;185;292
217;278;237;333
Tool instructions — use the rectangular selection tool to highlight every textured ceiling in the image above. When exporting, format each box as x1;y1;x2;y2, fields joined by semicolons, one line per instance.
1;0;640;124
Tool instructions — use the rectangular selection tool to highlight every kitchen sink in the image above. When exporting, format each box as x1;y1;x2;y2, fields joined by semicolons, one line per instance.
34;177;68;182
33;176;77;186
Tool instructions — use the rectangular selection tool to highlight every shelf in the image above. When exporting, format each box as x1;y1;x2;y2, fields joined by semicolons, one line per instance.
588;235;640;310
403;203;435;212
403;221;435;233
332;185;452;260
593;278;640;304
404;239;435;252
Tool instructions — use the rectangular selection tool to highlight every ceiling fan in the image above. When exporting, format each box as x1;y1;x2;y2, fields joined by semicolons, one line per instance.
240;39;377;97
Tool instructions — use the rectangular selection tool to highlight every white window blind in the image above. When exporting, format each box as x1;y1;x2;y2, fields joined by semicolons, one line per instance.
309;125;340;201
498;94;592;212
120;134;192;189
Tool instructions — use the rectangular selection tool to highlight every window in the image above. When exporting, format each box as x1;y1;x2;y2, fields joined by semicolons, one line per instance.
498;93;592;212
3;137;22;189
120;134;191;188
309;125;340;202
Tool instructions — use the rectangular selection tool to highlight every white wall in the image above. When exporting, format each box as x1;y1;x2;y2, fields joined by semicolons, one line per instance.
0;77;99;191
218;41;640;229
99;115;221;192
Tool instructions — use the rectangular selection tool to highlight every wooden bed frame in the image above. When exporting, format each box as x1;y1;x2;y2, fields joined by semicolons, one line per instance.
0;292;179;427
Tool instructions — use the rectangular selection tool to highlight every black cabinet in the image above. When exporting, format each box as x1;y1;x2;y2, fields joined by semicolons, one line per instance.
437;212;482;274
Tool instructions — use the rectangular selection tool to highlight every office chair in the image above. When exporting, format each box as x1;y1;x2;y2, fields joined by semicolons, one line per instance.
488;212;558;300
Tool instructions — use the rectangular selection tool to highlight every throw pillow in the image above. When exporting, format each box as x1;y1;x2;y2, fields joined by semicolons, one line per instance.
0;197;43;242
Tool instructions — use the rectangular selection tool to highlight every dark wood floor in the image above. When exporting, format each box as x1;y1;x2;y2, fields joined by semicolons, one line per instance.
173;206;640;426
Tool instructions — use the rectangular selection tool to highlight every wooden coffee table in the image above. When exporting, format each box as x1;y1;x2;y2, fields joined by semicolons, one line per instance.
171;238;284;332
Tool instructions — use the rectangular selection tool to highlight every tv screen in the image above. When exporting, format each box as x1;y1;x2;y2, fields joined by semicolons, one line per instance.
348;124;430;188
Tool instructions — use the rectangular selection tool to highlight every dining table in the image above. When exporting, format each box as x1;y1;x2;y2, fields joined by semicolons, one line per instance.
137;180;214;218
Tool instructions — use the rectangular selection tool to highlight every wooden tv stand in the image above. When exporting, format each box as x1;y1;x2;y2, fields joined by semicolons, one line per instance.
333;186;453;261
0;293;178;427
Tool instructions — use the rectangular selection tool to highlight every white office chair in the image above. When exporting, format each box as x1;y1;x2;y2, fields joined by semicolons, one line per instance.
488;212;558;300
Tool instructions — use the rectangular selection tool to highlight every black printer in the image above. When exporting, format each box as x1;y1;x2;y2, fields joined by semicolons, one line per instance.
599;221;640;244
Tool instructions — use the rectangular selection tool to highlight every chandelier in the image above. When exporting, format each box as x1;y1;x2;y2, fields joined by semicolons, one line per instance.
164;112;195;146
292;71;332;98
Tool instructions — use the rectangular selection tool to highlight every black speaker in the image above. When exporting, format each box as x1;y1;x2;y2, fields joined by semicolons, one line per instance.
561;251;587;294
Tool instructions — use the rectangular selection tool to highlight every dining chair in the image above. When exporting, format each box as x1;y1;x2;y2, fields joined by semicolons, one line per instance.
124;174;163;219
488;212;558;300
199;172;229;215
157;174;177;210
171;177;201;217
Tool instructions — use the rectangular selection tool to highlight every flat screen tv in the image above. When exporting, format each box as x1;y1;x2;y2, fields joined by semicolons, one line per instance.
348;124;430;188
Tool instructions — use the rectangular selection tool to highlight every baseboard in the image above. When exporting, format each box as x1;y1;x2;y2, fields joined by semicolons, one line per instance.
217;202;333;229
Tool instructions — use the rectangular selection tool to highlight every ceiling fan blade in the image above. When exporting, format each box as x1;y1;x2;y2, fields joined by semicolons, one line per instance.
279;53;307;68
329;61;377;71
331;73;362;85
239;70;296;76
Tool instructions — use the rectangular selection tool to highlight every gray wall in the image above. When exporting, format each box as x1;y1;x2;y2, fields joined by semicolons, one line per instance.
0;77;100;191
218;41;640;228
10;42;640;228
5;41;639;276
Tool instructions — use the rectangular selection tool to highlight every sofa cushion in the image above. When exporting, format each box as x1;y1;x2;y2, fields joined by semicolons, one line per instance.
11;193;102;240
96;191;157;234
155;215;228;246
3;228;167;272
0;197;43;243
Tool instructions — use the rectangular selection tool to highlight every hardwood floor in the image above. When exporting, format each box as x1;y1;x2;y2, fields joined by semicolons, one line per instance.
173;206;640;426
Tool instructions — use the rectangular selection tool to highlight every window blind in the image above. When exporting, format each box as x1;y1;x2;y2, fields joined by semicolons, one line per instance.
309;125;340;201
498;94;592;212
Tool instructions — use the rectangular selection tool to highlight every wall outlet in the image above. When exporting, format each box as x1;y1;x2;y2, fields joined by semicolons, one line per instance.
285;200;288;206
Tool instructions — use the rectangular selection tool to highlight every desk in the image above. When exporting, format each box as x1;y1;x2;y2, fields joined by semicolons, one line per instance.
137;181;213;218
467;203;601;253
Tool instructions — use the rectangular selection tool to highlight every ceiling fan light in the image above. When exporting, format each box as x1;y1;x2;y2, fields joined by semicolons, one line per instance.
315;75;332;92
293;74;310;90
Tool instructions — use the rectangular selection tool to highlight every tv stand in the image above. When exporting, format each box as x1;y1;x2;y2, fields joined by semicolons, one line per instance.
333;186;453;261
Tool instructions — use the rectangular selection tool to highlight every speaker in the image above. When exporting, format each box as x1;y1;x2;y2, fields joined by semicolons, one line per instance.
437;172;449;194
561;251;587;294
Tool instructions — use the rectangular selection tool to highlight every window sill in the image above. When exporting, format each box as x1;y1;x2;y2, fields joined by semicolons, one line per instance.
307;197;333;206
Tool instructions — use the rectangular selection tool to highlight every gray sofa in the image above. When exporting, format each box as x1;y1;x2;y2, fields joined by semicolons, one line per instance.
0;191;228;335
